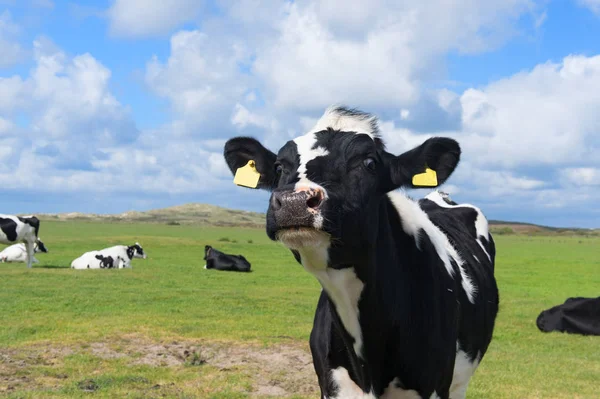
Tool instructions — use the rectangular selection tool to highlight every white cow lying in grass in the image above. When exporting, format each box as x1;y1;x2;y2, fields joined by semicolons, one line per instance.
0;238;49;264
71;242;147;269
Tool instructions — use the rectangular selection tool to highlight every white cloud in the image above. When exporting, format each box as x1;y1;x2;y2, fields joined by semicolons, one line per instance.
0;11;27;68
252;0;539;111
456;55;600;168
561;168;600;186
578;0;600;15
145;30;250;136
107;0;204;38
0;38;146;187
231;103;270;129
142;0;542;133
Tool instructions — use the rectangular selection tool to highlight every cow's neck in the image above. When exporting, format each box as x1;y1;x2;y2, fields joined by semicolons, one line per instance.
294;194;419;363
294;241;366;360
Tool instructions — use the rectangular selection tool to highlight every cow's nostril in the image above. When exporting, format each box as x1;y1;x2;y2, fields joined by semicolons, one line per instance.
306;191;323;210
271;194;283;210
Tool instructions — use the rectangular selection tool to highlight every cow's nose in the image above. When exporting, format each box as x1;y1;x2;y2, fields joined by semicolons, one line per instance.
270;188;325;228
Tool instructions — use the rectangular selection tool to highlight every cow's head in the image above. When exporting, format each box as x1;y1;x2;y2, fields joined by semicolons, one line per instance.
128;242;147;259
204;245;212;260
224;106;460;258
35;238;48;253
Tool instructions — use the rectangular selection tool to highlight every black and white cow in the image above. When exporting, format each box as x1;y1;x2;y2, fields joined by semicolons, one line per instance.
203;245;251;272
71;243;147;270
223;106;499;399
0;238;49;264
0;215;43;268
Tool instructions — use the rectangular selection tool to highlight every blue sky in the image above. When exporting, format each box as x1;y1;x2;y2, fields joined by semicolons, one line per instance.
0;0;599;228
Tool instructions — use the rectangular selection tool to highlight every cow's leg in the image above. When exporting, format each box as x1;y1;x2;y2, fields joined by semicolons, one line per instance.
448;349;479;399
24;240;35;268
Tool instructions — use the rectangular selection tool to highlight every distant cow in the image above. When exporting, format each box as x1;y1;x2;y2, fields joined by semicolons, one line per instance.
71;242;147;269
0;239;49;264
223;106;499;398
0;215;43;268
204;245;251;272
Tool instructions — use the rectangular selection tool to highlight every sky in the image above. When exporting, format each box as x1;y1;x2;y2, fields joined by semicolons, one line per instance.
0;0;599;228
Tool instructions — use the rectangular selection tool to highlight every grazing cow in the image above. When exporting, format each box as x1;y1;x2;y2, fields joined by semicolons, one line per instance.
223;106;499;399
71;242;147;269
0;239;49;264
203;245;251;272
0;215;43;268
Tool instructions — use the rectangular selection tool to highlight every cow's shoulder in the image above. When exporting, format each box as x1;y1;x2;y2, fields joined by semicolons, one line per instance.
419;191;490;242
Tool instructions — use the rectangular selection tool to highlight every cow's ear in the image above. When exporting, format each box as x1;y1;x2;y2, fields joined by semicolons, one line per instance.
385;137;460;191
224;137;278;191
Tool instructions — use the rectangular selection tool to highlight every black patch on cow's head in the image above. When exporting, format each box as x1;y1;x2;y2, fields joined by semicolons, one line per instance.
127;243;146;259
204;245;212;260
36;238;48;253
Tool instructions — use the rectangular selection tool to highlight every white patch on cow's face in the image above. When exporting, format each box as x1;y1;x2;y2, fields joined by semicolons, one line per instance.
203;264;207;269
388;192;477;304
328;367;376;399
294;106;378;192
310;106;378;139
450;345;480;399
293;132;330;189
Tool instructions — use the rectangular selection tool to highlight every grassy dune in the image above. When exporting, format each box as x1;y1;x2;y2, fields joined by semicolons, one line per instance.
0;221;599;398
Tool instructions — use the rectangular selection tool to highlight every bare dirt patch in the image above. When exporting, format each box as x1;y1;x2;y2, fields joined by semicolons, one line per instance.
0;337;319;397
0;346;73;393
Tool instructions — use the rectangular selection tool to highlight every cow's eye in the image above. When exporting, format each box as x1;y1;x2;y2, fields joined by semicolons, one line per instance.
275;164;283;174
363;157;376;171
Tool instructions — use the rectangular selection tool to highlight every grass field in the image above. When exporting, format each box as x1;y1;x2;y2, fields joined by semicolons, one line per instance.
0;221;599;398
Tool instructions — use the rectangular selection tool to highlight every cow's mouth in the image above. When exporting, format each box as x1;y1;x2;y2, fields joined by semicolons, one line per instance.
275;226;330;250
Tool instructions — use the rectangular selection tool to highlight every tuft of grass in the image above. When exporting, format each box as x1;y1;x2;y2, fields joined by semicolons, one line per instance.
183;349;207;367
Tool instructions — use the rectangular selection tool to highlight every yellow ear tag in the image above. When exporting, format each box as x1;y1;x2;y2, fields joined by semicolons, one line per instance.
412;167;438;187
233;160;261;188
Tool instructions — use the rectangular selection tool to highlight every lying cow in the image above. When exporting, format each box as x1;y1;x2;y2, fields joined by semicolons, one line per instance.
0;214;44;268
0;238;49;264
223;106;499;399
71;242;147;269
203;245;251;272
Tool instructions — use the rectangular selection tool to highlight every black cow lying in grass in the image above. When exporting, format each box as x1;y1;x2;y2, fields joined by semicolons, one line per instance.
203;245;251;272
537;296;600;336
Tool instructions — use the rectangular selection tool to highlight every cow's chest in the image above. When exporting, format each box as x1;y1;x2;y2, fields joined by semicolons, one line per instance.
296;245;365;357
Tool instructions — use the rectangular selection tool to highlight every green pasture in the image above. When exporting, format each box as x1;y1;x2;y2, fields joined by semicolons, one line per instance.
0;221;599;398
